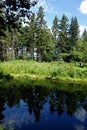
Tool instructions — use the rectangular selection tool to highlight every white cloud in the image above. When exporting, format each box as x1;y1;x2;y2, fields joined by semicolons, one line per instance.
36;0;56;14
79;25;87;36
79;0;87;14
74;124;86;130
75;107;86;122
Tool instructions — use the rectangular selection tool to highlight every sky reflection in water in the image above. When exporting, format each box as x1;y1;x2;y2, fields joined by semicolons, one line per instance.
0;84;87;130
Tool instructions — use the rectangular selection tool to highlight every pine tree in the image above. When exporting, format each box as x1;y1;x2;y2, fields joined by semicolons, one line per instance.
25;13;36;60
82;29;87;42
52;16;59;40
0;1;7;61
36;6;47;28
52;16;59;58
69;17;79;48
36;6;47;61
37;28;54;62
58;14;69;53
19;8;54;61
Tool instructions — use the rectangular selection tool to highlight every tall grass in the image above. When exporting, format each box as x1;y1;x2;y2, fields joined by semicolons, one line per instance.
0;60;87;83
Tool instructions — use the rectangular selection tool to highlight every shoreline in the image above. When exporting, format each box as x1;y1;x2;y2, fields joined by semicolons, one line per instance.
0;60;87;86
1;73;87;88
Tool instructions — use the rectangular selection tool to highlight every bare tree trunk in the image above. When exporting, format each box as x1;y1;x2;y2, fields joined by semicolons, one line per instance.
11;29;15;60
10;29;15;60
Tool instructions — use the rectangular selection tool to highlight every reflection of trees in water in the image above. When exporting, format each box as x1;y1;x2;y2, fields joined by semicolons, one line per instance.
0;99;5;122
6;87;21;108
0;88;8;123
0;86;87;123
49;89;87;117
21;87;50;122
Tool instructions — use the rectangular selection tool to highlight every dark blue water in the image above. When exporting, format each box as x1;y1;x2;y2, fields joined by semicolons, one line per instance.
0;84;87;130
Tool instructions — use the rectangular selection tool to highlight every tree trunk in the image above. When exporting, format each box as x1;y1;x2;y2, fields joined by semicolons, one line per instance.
10;29;15;60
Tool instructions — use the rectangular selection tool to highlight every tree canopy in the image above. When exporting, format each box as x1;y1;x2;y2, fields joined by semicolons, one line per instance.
0;3;87;62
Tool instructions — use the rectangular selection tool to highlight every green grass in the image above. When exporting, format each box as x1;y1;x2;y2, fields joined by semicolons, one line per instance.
0;60;87;84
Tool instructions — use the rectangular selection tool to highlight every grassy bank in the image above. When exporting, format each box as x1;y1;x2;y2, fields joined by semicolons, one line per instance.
0;60;87;84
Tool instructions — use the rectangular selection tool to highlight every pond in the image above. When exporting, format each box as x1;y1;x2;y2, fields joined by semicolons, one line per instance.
0;82;87;130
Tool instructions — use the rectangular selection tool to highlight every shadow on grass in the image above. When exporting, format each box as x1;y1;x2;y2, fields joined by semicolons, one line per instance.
0;71;13;81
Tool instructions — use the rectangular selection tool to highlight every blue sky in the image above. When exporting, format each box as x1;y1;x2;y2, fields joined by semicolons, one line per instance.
33;0;87;35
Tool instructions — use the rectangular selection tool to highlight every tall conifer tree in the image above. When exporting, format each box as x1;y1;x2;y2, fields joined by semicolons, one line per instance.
52;16;59;58
69;17;79;48
58;14;69;53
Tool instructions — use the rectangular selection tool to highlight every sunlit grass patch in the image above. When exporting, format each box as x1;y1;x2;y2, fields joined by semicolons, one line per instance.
0;60;87;84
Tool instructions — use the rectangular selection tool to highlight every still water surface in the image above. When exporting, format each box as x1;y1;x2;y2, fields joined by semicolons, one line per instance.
0;83;87;130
